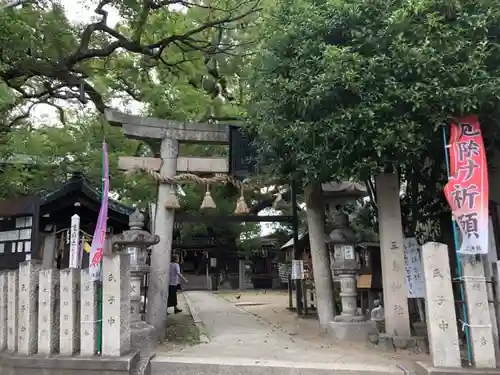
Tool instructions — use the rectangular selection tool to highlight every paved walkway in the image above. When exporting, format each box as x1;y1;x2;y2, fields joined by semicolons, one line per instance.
154;291;420;374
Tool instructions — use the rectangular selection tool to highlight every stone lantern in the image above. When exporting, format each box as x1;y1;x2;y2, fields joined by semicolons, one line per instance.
326;210;377;342
112;208;160;354
328;211;359;317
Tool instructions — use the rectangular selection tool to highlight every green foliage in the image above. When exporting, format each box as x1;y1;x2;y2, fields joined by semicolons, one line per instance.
248;0;500;184
97;0;260;122
343;200;378;242
0;0;260;125
0;0;295;247
0;116;266;246
0;116;157;203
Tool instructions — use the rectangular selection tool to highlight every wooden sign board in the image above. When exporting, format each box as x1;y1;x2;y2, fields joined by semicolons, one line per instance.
357;274;372;289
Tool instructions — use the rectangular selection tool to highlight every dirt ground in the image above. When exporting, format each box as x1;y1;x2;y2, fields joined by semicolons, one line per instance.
217;290;430;363
156;293;201;352
218;290;330;342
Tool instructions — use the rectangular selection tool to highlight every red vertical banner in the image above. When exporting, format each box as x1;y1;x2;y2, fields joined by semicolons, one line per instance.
444;115;489;254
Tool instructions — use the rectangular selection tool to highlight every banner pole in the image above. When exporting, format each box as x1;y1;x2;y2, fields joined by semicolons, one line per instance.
97;142;105;355
442;127;472;365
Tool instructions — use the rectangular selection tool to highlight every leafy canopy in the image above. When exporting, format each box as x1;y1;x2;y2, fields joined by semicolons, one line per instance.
0;0;259;128
0;114;266;246
0;0;292;248
248;0;500;183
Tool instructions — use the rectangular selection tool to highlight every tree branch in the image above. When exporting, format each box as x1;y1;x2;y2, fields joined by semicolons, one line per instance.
249;189;291;214
0;0;25;9
0;0;260;123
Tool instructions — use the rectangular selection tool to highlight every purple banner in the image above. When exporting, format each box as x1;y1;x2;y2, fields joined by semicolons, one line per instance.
89;142;109;281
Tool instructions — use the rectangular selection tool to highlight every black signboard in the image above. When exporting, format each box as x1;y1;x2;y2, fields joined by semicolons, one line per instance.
229;126;258;179
0;195;40;270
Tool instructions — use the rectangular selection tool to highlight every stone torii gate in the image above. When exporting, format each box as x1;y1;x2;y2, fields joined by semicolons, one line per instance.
105;109;229;336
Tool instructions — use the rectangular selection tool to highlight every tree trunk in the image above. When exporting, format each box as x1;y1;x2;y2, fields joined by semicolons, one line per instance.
304;184;335;328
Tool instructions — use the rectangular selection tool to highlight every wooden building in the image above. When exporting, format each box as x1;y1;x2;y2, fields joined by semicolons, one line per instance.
0;196;40;269
0;173;134;270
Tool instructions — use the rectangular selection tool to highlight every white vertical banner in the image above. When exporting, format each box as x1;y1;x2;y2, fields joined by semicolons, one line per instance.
291;259;304;280
403;237;425;298
69;214;80;269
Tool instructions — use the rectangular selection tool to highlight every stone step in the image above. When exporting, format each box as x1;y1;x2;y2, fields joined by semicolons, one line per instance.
151;356;406;375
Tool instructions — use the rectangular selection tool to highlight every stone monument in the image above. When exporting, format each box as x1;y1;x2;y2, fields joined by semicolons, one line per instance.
6;270;18;352
101;251;131;356
60;268;79;355
413;243;500;374
375;174;411;339
420;242;461;368
38;268;59;355
17;260;40;355
0;230;141;374
461;255;496;368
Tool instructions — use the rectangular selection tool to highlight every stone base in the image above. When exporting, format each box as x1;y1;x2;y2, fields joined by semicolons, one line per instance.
375;334;395;352
412;321;428;337
152;356;404;375
131;321;156;356
373;334;429;353
0;351;140;375
415;361;500;375
327;317;378;343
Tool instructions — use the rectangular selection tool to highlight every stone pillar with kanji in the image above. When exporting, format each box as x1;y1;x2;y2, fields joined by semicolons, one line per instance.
101;251;131;356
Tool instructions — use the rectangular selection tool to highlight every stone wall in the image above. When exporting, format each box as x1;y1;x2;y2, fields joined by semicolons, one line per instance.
418;242;498;371
0;352;139;375
0;258;138;375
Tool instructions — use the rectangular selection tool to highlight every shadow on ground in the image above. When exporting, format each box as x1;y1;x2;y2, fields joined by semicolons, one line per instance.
216;290;429;364
156;294;201;352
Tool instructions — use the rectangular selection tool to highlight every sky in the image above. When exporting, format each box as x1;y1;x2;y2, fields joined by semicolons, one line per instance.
64;0;120;27
31;0;188;122
30;0;143;123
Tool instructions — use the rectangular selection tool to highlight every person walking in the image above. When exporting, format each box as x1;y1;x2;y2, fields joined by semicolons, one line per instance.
168;254;187;314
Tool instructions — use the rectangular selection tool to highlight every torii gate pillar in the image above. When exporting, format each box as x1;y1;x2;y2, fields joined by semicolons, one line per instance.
105;109;229;337
148;137;178;335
